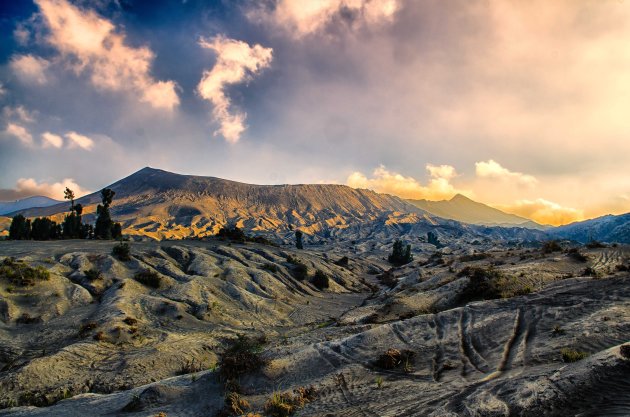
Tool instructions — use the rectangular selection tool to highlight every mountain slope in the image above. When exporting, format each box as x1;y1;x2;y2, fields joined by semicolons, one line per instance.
15;167;432;240
407;194;546;229
0;196;62;215
549;213;630;243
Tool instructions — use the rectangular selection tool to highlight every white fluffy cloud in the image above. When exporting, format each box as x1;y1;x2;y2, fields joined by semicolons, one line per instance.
33;0;179;110
498;198;583;226
475;160;537;186
9;54;50;85
197;35;273;143
41;132;64;148
249;0;399;37
12;177;89;199
4;123;34;146
347;164;469;200
65;131;94;150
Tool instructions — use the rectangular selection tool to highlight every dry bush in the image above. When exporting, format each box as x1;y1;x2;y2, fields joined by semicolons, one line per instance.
561;348;589;362
264;386;317;417
374;348;415;372
134;270;161;288
219;335;268;381
620;344;630;359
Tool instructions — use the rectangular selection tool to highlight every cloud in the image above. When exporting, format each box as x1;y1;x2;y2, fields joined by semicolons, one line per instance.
498;198;584;226
13;24;30;45
248;0;399;37
9;54;50;85
4;123;34;146
3;106;36;123
65;131;94;150
346;164;469;200
0;178;89;201
475;160;537;186
0;83;5;96
197;35;273;143
41;132;64;148
33;0;179;110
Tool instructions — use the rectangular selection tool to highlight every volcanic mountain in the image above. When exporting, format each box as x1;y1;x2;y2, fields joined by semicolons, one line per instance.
13;167;436;240
408;194;546;229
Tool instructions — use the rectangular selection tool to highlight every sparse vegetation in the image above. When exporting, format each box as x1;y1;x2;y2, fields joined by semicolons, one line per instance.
457;266;532;302
561;348;589;362
566;248;588;262
84;268;102;281
112;242;131;261
219;335;267;381
459;252;491;262
311;270;329;290
0;258;50;286
541;240;562;254
374;348;415;371
134;270;161;288
264;386;317;417
388;239;413;266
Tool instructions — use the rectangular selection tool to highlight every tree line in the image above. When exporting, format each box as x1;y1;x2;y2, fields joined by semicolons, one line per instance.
8;188;122;240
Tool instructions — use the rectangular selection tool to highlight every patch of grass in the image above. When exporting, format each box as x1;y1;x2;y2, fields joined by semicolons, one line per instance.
0;258;49;286
311;270;329;290
219;335;268;381
179;358;205;375
374;348;415;371
84;268;102;281
264;387;317;417
134;270;161;288
561;348;589;362
112;242;131;261
375;376;383;389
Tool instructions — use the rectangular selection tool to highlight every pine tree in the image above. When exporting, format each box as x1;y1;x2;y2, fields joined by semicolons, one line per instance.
388;239;413;266
295;230;304;249
9;214;30;240
94;188;118;239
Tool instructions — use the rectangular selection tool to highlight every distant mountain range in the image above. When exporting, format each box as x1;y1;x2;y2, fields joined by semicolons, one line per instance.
549;213;630;244
407;194;546;229
3;167;627;244
0;196;61;215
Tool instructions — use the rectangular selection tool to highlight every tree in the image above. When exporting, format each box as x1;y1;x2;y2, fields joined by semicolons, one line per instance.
388;239;413;266
31;217;60;240
9;214;30;240
64;187;75;213
295;230;304;250
94;188;121;239
427;231;442;248
62;188;85;239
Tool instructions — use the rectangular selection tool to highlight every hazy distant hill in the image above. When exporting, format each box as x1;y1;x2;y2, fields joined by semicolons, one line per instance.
407;194;546;229
0;196;61;215
549;213;630;243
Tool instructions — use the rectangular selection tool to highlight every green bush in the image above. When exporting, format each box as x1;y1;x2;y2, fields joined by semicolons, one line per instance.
219;335;267;381
134;270;161;288
84;268;102;281
388;240;413;266
112;242;131;261
561;348;589;362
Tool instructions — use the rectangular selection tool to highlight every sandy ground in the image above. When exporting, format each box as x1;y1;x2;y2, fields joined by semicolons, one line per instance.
0;241;628;416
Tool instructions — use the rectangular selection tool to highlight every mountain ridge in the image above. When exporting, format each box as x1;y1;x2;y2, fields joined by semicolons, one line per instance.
407;193;547;229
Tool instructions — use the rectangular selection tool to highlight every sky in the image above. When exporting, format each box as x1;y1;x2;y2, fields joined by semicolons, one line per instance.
0;0;629;226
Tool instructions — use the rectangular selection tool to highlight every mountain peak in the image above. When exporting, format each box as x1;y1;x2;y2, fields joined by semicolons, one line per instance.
450;193;473;202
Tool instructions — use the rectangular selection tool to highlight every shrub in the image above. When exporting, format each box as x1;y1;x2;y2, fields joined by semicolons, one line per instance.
0;258;49;286
388;240;413;266
217;225;246;243
311;270;329;290
566;248;587;262
582;266;599;277
264;387;317;417
374;348;415;372
377;269;397;288
561;348;588;362
620;344;630;359
123;317;138;325
261;263;279;273
541;240;562;254
112;242;131;261
134;270;161;289
224;392;250;416
457;266;503;302
334;256;349;267
219;335;267;381
84;268;102;281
